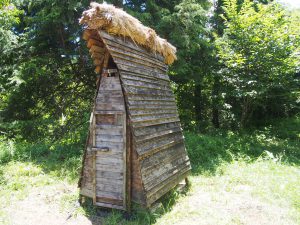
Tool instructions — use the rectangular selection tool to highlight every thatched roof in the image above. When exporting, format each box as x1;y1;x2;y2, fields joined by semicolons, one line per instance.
79;2;177;65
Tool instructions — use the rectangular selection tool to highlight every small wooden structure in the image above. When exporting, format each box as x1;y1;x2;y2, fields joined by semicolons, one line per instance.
79;3;191;210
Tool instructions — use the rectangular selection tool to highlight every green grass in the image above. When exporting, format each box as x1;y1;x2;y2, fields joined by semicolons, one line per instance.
0;116;299;224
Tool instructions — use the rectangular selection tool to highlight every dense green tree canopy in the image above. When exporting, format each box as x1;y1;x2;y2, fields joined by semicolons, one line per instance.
0;0;299;140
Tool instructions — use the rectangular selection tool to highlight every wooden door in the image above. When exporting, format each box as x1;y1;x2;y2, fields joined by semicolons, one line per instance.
92;75;127;210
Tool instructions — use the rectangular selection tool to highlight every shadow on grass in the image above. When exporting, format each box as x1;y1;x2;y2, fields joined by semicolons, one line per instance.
185;116;300;175
0;116;299;224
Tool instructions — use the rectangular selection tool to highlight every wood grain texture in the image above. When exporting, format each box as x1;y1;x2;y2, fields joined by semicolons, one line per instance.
81;30;190;209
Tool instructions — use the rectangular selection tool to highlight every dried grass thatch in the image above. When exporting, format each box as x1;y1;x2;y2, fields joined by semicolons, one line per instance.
79;2;177;65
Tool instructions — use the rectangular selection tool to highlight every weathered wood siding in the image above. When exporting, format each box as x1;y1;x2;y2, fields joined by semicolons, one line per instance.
80;75;127;210
99;31;191;206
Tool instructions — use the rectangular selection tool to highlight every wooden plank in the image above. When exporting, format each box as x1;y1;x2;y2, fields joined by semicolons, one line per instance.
126;116;132;210
113;58;165;75
83;29;97;40
143;159;191;190
98;82;122;91
96;197;123;206
91;52;104;59
96;124;123;129
96;177;123;184
110;52;167;73
92;151;96;204
95;128;123;136
95;141;123;150
118;65;169;81
103;43;167;70
136;132;184;154
146;165;190;197
96;164;123;172
96;171;123;180
131;117;181;128
99;30;165;63
89;45;105;54
87;38;104;48
96;156;123;164
130;147;146;205
126;94;175;102
122;79;173;93
121;78;172;91
123;85;173;96
137;138;185;161
95;151;123;159
96;96;124;103
95;103;125;111
95;201;125;210
91;147;110;152
133;122;181;137
94;57;104;66
96;190;123;201
97;183;123;193
135;127;182;143
146;170;190;206
129;109;178;117
130;114;178;123
95;134;123;142
141;143;186;170
121;76;170;90
80;188;93;198
96;160;123;169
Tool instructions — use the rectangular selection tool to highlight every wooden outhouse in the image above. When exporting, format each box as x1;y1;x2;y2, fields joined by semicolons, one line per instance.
78;3;191;210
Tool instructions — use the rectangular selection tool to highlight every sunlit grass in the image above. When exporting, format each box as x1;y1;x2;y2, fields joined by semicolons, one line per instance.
0;116;299;224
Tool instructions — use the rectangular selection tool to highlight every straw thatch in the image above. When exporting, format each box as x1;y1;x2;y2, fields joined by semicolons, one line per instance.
79;2;177;65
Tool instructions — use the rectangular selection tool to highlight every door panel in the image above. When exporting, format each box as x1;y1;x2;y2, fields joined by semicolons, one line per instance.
92;76;127;209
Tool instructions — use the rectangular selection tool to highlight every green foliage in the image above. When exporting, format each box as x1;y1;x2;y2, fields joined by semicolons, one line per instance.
185;116;300;175
215;0;300;127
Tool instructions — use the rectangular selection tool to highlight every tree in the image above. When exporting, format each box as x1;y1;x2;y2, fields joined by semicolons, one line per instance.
215;0;300;127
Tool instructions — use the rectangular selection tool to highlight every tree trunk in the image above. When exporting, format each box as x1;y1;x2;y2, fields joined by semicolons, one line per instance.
212;75;220;128
194;83;202;128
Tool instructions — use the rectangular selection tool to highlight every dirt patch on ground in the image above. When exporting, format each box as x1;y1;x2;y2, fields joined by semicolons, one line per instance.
5;184;100;225
4;182;296;225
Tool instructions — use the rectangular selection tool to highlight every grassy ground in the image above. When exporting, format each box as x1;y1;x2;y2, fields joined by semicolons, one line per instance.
0;116;299;225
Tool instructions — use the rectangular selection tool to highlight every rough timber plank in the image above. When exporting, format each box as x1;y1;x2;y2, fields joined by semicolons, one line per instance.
96;134;123;142
146;170;190;206
121;79;171;91
132;122;181;137
143;158;190;190
99;30;165;63
118;64;169;81
145;164;191;197
101;39;167;68
141;143;186;170
130;147;146;205
122;84;173;96
135;127;182;143
96;156;123;165
138;139;185;161
136;132;184;154
120;71;171;86
97;183;123;193
108;51;167;72
126;94;175;102
131;117;181;128
96;190;123;201
95;201;124;210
